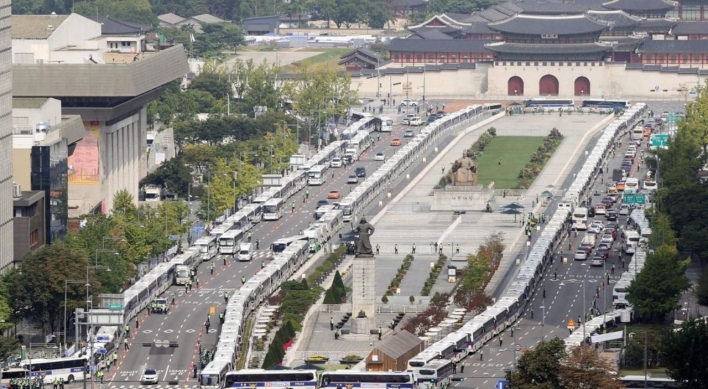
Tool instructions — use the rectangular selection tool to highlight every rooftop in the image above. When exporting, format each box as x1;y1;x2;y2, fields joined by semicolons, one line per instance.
602;0;676;12
488;14;608;36
12;14;70;39
93;15;152;35
672;21;708;35
390;0;428;7
410;28;454;40
188;14;225;24
463;22;496;35
485;41;612;54
157;13;185;25
13;191;45;207
370;330;423;359
386;38;491;53
587;10;641;29
510;2;597;15
12;98;49;109
637;39;708;53
12;45;189;98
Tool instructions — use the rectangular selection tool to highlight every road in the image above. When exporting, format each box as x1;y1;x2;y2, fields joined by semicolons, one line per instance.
104;104;487;388
459;115;653;389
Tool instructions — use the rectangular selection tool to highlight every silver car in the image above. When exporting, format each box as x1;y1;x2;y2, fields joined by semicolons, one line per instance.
141;368;158;385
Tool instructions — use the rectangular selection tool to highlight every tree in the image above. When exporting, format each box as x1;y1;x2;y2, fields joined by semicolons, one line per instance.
189;61;233;101
696;267;708;306
559;344;624;389
428;0;497;14
142;156;194;198
10;243;99;335
626;244;690;320
364;0;393;29
506;337;566;389
197;157;262;220
660;318;708;388
624;329;661;368
74;0;157;25
407;12;429;26
192;23;245;57
231;59;283;113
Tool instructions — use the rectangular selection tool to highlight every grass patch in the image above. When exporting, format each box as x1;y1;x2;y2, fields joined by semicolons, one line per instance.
475;136;546;189
282;48;351;72
620;368;668;377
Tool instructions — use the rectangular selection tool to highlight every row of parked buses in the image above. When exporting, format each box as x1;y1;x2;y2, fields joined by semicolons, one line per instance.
201;104;494;389
407;104;648;373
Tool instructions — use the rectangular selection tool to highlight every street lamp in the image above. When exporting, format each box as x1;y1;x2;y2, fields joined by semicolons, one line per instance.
63;279;84;356
539;305;546;342
85;265;110;389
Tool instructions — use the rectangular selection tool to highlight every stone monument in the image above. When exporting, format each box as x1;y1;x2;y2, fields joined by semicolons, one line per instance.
431;151;494;211
351;217;377;334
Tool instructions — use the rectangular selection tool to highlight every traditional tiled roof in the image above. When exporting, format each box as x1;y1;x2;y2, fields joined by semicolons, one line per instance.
672;21;708;35
637;18;676;32
408;15;466;30
157;13;185;25
338;53;379;66
476;7;514;22
340;47;381;63
12;14;70;39
386;38;491;53
410;28;454;40
390;0;428;7
463;22;495;34
443;13;477;24
587;10;641;29
637;40;708;53
600;36;645;51
94;15;152;35
485;42;612;54
488;14;608;36
602;0;675;12
512;2;597;15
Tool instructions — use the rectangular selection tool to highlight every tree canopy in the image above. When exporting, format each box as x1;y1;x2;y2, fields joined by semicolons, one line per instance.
660;318;708;388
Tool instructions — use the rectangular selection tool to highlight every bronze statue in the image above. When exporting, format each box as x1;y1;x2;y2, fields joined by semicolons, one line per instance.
451;151;478;186
355;217;376;257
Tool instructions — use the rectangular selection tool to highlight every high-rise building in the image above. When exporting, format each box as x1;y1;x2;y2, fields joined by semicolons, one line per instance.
0;0;13;272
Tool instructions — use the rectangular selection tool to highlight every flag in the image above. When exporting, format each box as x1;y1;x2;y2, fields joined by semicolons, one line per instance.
190;33;195;43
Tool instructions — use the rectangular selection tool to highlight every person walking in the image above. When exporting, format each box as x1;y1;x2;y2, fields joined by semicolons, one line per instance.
499;335;503;347
376;244;380;255
378;327;382;340
330;317;334;331
210;263;214;276
98;370;104;384
241;276;246;284
543;286;546;298
224;292;229;303
291;202;296;214
219;311;225;324
124;338;130;350
248;232;252;242
135;317;139;330
394;244;398;254
456;244;460;254
112;351;118;366
611;263;616;275
223;255;227;266
479;349;484;361
412;243;416;254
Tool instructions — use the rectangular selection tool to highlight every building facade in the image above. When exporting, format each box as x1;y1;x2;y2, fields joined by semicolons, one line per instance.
0;0;12;272
13;190;45;263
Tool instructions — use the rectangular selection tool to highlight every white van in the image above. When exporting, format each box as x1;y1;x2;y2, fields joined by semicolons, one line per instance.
331;157;343;168
237;243;253;262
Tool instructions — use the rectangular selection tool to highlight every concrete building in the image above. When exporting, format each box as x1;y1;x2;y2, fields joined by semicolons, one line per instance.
12;98;84;243
177;14;225;34
12;13;189;216
0;0;13;272
13;190;46;264
157;13;185;28
242;15;279;35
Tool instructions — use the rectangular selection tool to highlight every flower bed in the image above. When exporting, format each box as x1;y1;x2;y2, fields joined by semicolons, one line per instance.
385;254;414;296
421;254;448;296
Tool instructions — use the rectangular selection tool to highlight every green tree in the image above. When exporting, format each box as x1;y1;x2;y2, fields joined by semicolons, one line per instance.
506;337;565;389
624;329;661;368
364;0;393;29
142;156;194;198
189;61;233;101
626;244;691;321
332;0;360;28
428;0;497;14
74;0;157;24
308;0;337;28
192;23;245;57
559;344;624;389
9;243;100;335
197;157;262;220
660;318;708;388
697;267;708;306
407;12;429;26
0;273;15;333
231;59;282;112
0;336;19;362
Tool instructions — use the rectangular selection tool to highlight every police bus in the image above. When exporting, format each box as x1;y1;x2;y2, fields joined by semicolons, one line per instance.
223;369;318;389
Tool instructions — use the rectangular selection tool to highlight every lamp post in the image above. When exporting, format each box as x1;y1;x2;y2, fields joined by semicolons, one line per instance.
63;279;84;356
539;305;546;341
85;265;110;389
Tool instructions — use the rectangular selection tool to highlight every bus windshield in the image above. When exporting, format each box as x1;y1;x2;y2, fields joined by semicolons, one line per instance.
264;204;279;214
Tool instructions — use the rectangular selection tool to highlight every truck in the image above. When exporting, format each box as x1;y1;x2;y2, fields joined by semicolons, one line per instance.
581;233;596;249
304;224;327;253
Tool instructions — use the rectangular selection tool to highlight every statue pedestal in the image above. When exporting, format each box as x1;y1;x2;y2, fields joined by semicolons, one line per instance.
351;256;376;334
351;317;376;335
430;184;495;212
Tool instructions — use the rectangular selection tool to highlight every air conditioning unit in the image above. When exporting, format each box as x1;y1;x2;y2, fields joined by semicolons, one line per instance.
13;183;21;198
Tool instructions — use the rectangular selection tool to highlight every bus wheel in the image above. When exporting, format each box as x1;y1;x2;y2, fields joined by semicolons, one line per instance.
68;375;75;383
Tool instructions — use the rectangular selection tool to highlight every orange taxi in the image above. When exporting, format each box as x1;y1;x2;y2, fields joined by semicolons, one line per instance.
328;190;341;199
616;181;626;191
391;138;402;146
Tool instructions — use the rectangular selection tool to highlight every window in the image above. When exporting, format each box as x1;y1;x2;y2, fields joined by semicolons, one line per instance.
681;6;701;21
416;53;422;61
517;62;522;66
30;229;39;246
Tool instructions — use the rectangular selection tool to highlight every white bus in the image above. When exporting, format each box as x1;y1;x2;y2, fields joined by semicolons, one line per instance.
223;370;318;389
19;357;87;384
242;204;263;224
572;207;589;230
308;165;329;186
271;235;308;253
1;368;29;385
643;180;657;191
320;371;416;389
209;223;234;240
195;236;219;261
622;230;641;254
340;200;355;222
380;116;393;132
219;229;244;255
631;126;644;141
175;265;191;285
199;359;232;389
263;198;284;221
415;359;454;387
624;177;639;194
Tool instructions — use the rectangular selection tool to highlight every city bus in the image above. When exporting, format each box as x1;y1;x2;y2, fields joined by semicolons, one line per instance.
523;98;575;109
308;165;329;186
219;229;244;256
572;207;589;230
1;368;29;385
415;359;454;387
194;236;219;261
199;359;232;389
624;177;639;194
263;198;285;221
379;116;393;132
622;230;641;254
19;357;88;383
209;222;234;240
271;235;308;253
242;204;263;224
581;99;630;110
320;371;416;389
223;369;318;389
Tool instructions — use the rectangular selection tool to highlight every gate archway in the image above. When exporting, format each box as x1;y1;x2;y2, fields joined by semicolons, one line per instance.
507;76;524;96
539;75;559;96
574;76;591;96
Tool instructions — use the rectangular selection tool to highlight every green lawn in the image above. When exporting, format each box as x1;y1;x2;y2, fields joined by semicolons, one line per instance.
282;48;351;72
475;136;546;189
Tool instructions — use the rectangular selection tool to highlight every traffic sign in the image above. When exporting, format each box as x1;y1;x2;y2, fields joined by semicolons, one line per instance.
668;112;676;124
108;304;123;310
496;379;508;389
192;226;205;234
169;235;181;241
623;193;646;204
567;318;576;328
515;343;522;352
651;134;669;148
210;306;216;315
97;348;107;355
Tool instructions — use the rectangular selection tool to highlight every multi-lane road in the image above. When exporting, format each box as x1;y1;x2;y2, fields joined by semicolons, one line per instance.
105;104;483;388
459;116;654;389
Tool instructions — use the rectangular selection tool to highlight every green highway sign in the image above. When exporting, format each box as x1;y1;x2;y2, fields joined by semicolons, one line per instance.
668;113;676;124
652;134;669;148
108;304;123;310
623;193;646;204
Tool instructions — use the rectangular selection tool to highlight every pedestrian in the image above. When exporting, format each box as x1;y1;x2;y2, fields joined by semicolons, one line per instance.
184;284;189;295
98;370;104;384
554;269;558;280
195;277;200;289
124;324;129;337
376;244;380;255
452;361;457;374
334;328;340;340
256;239;260;250
210;263;214;276
52;378;57;389
242;275;246;284
124;338;129;350
439;246;443;255
461;364;465;374
480;349;484;361
434;242;438;252
291;202;295;214
378;327;382;340
135;317;139;330
248;232;252;242
412;243;416;254
113;351;118;366
456;244;460;254
499;335;503;347
223;255;227;266
530;308;534;319
205;320;210;332
330;317;334;331
611;264;615;275
188;279;192;290
542;287;546;298
442;166;445;175
261;261;265;269
394;244;398;254
621;258;625;268
220;311;225;324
